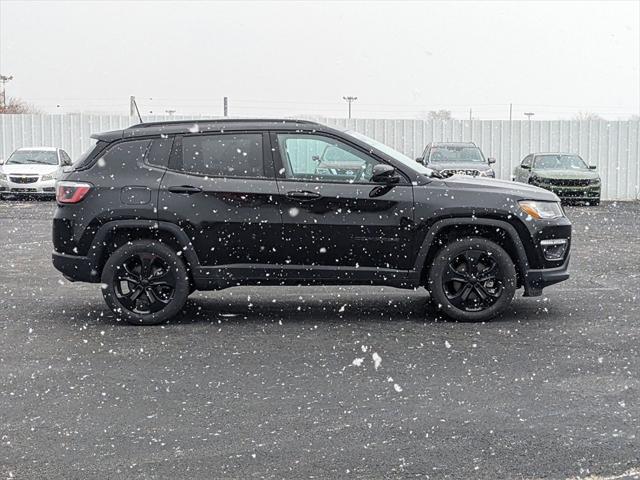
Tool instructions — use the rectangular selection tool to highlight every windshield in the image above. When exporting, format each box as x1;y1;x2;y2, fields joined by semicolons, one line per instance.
429;145;485;163
534;154;588;170
344;130;436;176
6;150;58;165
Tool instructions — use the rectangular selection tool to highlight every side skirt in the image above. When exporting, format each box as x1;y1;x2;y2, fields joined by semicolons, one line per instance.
192;264;421;291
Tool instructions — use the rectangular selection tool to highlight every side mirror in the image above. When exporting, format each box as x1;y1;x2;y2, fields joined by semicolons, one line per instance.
415;157;423;164
521;164;530;170
312;155;321;162
372;164;399;184
488;157;496;165
589;165;597;170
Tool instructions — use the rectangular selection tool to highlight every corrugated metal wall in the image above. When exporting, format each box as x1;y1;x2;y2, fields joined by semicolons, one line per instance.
1;114;638;200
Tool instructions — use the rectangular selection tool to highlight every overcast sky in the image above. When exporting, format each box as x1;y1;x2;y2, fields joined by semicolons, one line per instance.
1;0;639;119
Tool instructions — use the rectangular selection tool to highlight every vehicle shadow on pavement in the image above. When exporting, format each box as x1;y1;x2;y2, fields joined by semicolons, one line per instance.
51;288;555;327
128;288;539;326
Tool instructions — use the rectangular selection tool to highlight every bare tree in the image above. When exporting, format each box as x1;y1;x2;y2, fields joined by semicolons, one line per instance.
425;109;452;121
574;111;603;121
0;97;40;114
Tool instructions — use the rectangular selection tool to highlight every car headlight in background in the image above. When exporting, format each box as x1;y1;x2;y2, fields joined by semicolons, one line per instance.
519;200;564;220
40;173;57;181
480;169;495;178
590;178;601;185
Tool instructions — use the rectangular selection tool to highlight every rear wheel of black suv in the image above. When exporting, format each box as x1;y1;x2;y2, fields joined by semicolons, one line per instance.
101;241;189;325
427;237;517;322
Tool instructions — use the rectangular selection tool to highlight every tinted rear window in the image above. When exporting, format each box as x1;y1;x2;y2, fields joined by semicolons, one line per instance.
73;140;108;170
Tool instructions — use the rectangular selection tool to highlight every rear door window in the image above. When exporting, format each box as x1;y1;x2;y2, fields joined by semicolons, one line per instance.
178;133;264;178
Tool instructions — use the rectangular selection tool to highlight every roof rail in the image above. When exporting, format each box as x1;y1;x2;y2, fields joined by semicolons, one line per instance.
127;118;320;129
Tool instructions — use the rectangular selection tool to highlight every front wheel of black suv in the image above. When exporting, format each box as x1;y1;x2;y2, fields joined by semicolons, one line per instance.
101;241;190;325
427;237;517;322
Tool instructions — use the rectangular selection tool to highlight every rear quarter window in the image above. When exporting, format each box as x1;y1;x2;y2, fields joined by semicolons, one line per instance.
93;139;151;169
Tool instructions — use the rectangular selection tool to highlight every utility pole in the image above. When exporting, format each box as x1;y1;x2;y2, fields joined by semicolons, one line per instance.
469;108;473;122
223;97;228;117
343;96;358;119
509;103;513;122
0;74;14;110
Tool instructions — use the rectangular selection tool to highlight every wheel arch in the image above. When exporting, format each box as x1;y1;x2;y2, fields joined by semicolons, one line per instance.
416;218;530;287
87;220;200;277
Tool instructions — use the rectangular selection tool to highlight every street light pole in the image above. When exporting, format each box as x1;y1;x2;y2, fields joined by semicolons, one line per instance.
343;96;358;119
524;112;535;152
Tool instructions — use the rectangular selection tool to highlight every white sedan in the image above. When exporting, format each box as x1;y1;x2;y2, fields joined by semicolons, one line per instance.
0;147;73;199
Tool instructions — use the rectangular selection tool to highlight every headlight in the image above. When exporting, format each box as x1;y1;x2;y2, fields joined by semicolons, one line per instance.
0;173;7;181
480;169;495;178
519;200;564;220
590;178;601;185
41;173;57;181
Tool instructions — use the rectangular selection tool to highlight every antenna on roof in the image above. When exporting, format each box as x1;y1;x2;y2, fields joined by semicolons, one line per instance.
129;95;143;124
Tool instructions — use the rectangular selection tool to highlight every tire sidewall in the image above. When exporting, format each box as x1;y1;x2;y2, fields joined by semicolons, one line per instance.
101;241;190;325
428;237;517;322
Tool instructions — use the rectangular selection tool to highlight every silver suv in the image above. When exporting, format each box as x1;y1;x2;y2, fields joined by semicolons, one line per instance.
417;142;496;178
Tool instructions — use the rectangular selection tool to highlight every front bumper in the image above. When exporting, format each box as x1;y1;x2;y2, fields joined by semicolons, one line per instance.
0;178;56;195
533;183;600;200
523;254;570;296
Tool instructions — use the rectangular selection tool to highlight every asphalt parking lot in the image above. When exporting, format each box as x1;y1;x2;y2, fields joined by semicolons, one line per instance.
0;200;639;480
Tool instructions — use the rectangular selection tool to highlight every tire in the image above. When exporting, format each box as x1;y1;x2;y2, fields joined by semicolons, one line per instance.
427;237;517;322
101;240;190;325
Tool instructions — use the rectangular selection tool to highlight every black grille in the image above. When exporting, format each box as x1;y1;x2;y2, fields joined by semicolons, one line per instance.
547;179;591;187
440;169;481;177
9;176;39;184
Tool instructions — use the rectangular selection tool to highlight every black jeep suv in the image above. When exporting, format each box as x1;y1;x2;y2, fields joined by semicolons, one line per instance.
52;119;571;325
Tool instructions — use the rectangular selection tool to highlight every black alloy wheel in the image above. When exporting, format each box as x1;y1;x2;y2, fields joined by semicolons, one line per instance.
428;237;517;322
442;249;503;312
101;241;189;325
114;252;176;315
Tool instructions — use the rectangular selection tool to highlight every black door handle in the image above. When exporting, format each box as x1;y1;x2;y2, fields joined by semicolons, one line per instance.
286;190;321;201
168;185;203;195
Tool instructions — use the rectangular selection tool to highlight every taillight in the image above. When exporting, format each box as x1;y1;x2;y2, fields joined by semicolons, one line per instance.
56;181;92;204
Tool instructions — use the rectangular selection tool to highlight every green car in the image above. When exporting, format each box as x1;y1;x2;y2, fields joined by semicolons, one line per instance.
513;153;601;205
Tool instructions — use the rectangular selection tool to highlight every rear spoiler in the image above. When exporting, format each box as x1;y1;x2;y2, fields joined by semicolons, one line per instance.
90;129;124;143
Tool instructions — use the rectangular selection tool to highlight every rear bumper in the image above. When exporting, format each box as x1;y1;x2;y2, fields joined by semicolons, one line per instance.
52;251;100;283
523;254;570;297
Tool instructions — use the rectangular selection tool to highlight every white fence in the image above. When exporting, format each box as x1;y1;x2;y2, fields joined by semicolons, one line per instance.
1;114;639;200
